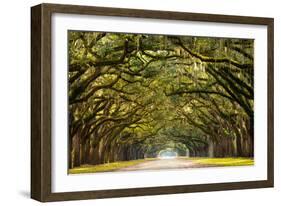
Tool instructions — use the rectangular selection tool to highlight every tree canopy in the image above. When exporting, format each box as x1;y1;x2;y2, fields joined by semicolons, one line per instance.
68;31;254;168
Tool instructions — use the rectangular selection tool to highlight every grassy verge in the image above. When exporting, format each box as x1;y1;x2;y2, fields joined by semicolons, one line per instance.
185;157;254;167
69;158;155;174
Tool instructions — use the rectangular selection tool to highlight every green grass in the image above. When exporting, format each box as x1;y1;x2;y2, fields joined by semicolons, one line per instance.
69;158;155;174
185;157;254;167
69;157;254;174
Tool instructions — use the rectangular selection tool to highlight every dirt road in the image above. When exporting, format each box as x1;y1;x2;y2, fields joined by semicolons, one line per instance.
118;158;213;171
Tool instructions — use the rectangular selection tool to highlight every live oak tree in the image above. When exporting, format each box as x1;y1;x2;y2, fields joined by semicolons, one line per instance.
68;31;254;168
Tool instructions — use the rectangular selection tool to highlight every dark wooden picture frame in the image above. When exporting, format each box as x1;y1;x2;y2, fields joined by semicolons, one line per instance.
31;3;274;202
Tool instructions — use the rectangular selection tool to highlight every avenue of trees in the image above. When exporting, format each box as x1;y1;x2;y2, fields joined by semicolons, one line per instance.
68;31;254;169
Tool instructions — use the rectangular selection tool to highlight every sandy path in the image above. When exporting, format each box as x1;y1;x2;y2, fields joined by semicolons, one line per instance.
117;158;214;171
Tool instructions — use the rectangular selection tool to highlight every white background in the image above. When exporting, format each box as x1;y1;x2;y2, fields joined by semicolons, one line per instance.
0;0;279;205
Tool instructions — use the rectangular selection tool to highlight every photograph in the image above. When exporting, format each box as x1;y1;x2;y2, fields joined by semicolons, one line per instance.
68;31;254;174
30;3;274;201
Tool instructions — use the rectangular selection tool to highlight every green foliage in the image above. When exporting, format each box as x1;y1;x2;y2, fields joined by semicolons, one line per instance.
68;30;254;169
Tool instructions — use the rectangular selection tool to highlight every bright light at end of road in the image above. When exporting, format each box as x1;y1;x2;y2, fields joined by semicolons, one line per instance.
159;156;177;160
158;150;178;159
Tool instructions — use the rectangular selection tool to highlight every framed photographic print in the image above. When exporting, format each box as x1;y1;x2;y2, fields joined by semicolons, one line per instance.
31;3;274;202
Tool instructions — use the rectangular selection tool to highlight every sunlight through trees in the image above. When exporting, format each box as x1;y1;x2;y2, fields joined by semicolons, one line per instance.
68;31;254;169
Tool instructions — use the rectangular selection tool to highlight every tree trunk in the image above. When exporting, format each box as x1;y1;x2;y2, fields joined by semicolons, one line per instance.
72;133;81;167
68;133;73;169
249;116;254;157
208;140;214;157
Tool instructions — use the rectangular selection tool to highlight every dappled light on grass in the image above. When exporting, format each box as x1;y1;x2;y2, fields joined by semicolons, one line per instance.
69;159;155;174
186;157;254;167
69;157;253;174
